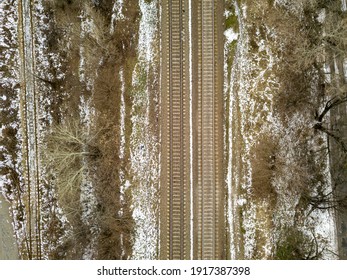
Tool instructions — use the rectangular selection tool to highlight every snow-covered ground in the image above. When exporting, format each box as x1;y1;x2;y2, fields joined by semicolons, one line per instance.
1;0;340;260
0;0;22;258
226;0;338;259
130;0;160;259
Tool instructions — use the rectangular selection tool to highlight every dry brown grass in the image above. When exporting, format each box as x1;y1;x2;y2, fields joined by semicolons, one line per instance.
250;133;279;204
37;0;141;259
89;0;140;259
234;0;344;259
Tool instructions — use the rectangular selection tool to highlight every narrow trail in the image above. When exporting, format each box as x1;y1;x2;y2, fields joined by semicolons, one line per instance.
227;0;246;260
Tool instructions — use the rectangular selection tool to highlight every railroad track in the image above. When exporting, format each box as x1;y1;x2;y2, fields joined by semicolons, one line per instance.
161;0;224;260
160;0;190;260
192;0;224;260
18;0;41;260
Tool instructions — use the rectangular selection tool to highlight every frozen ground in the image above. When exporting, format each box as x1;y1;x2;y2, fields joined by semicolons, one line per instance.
1;0;340;260
0;0;22;259
226;0;338;259
130;0;160;259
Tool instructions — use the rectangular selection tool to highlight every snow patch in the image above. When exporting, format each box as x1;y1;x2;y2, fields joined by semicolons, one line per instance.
342;0;347;12
130;0;159;260
224;29;238;43
110;0;124;34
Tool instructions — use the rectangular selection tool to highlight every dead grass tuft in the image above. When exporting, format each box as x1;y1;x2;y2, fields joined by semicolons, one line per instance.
250;133;279;204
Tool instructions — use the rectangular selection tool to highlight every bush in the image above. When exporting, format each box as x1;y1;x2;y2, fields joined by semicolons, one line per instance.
274;227;323;260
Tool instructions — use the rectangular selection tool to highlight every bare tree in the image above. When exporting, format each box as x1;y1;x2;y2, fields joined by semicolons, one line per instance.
45;119;100;204
302;185;347;216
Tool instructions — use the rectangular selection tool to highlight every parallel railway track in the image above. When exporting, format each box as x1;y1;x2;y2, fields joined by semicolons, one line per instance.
160;0;224;260
192;0;224;260
160;0;190;260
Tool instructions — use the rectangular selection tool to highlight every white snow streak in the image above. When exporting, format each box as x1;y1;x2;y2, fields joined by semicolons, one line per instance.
131;0;159;260
110;0;124;34
119;68;126;160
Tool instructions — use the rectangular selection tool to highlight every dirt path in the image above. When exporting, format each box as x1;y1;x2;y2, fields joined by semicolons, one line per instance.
0;195;19;259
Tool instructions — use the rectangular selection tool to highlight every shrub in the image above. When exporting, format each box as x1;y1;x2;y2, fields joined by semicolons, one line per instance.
274;227;324;260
